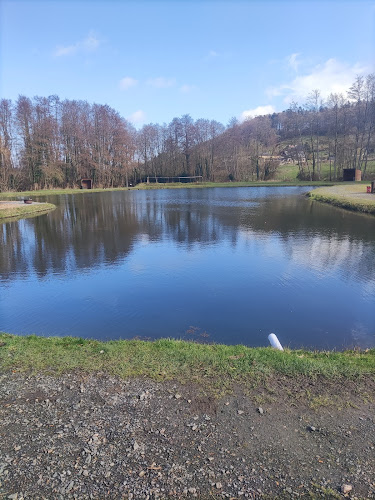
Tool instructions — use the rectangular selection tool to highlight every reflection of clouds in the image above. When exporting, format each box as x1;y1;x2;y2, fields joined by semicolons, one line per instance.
239;227;375;289
350;322;375;350
289;235;363;276
137;234;150;245
128;262;147;273
362;280;375;299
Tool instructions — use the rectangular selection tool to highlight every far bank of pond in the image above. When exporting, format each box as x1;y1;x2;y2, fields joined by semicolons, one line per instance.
309;184;375;215
0;180;333;200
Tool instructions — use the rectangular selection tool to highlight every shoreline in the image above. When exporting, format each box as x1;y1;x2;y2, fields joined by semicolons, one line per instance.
1;333;374;383
308;184;375;215
0;201;56;221
0;181;334;199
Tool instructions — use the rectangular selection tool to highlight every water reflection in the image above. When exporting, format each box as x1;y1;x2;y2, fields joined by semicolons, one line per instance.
0;187;374;348
1;188;374;280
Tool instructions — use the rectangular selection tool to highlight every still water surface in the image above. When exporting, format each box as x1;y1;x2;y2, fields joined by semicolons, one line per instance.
1;186;375;349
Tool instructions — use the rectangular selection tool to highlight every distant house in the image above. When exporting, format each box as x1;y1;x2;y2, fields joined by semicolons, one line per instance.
259;155;282;164
280;145;306;165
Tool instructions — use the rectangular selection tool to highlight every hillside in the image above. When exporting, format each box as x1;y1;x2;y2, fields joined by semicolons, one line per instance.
1;74;375;190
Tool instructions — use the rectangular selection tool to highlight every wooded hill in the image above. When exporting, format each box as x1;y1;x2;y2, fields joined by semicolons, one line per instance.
1;74;374;191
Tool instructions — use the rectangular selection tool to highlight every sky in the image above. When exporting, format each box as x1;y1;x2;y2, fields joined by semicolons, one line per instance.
1;0;374;128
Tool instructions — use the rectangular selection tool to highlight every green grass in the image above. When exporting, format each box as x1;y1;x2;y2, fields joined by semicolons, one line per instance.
1;334;375;384
129;180;333;190
0;202;56;221
274;160;375;182
0;187;133;199
309;185;375;214
0;180;337;199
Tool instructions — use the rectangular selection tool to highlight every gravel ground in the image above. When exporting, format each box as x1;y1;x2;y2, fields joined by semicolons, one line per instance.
1;371;375;499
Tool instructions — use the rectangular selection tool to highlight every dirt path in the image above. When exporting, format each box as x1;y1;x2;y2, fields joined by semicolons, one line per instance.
320;185;374;201
1;371;374;499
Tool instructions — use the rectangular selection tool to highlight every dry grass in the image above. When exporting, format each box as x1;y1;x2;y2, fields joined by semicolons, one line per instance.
0;201;56;220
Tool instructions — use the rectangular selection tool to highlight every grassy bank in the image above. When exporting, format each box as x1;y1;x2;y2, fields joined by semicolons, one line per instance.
0;187;132;199
308;184;375;215
0;202;56;221
133;181;334;190
1;334;375;384
0;181;336;199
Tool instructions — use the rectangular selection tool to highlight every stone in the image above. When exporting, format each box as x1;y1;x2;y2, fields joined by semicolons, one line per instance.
65;481;74;493
257;407;264;415
216;482;222;489
341;484;353;494
133;441;140;451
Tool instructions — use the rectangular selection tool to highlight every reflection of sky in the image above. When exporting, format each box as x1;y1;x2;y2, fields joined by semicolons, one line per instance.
239;226;375;285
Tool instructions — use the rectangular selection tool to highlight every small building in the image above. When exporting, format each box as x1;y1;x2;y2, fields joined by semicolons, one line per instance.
81;179;93;189
343;169;362;182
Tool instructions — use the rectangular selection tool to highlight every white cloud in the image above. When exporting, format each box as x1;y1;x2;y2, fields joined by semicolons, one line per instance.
267;58;370;104
54;32;101;57
82;34;100;51
128;110;146;125
180;84;196;93
204;49;232;61
241;105;276;121
147;77;176;88
119;76;138;90
287;53;300;72
54;44;77;57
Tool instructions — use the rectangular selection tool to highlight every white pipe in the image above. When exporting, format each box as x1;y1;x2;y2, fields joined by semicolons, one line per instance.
268;333;284;351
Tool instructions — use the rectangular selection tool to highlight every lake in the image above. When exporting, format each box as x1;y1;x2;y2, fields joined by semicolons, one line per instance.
1;186;374;350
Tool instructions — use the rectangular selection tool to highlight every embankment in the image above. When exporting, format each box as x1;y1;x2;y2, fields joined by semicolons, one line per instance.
0;201;56;221
308;184;375;215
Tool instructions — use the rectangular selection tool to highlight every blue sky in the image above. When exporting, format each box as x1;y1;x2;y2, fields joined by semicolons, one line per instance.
1;0;374;127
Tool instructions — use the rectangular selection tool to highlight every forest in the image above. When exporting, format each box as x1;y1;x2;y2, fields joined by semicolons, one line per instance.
0;74;374;191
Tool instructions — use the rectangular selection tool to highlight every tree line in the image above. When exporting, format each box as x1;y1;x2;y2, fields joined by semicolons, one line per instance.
0;74;374;191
